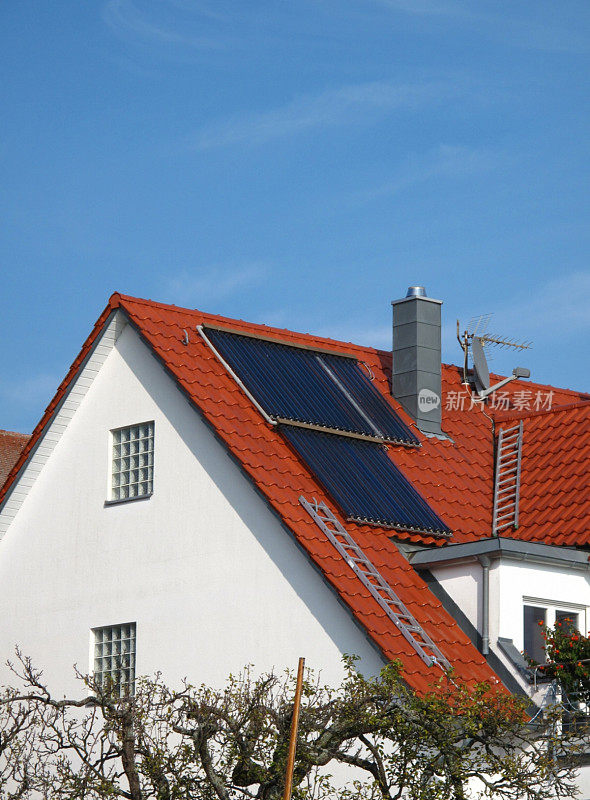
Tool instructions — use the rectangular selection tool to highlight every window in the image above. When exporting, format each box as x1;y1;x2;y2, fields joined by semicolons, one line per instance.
523;601;583;663
111;422;154;501
93;623;136;697
556;609;579;632
523;605;546;663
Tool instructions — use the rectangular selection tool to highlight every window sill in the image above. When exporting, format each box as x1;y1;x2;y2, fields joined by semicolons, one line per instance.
104;493;153;508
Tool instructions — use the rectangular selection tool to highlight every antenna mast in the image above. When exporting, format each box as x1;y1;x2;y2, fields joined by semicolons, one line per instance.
457;314;532;400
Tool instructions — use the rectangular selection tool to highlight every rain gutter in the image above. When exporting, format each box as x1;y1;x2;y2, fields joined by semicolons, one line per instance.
409;537;590;573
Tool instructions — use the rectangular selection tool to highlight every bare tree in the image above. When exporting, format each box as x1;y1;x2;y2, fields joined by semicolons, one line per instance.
0;681;39;799
0;652;581;800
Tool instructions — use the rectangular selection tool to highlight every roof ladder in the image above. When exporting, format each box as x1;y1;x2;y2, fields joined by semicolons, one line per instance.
492;421;523;535
299;496;452;671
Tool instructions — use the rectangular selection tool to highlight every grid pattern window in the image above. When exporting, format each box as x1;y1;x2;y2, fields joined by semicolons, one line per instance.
93;623;136;697
111;423;154;501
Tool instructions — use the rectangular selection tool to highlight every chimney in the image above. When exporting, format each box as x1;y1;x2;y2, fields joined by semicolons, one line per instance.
392;286;442;435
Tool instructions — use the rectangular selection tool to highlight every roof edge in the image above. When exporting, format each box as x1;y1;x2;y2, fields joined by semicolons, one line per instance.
494;398;590;424
410;537;590;571
0;294;125;508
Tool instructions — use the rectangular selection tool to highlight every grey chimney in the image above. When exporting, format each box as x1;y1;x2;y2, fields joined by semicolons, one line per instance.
392;286;442;435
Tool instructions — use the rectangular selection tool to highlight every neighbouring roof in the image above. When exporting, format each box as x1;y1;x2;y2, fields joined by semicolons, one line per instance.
2;293;589;693
0;430;29;487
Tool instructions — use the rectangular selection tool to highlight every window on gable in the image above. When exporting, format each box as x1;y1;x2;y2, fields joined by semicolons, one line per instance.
111;422;154;502
93;623;136;697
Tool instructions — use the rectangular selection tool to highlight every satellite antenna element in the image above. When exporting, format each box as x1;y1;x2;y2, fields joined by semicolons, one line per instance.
456;314;532;401
471;336;490;393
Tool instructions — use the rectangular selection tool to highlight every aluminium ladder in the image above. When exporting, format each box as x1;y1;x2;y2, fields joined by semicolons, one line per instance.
492;421;524;535
299;496;452;671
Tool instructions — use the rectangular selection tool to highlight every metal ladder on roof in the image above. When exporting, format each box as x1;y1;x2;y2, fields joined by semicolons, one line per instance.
299;496;452;671
492;421;523;535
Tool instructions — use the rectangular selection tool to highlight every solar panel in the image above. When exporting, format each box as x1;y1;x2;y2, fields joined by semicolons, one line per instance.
204;327;418;445
282;426;450;535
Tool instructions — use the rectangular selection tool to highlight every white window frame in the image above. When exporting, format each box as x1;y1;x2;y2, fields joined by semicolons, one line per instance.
91;622;137;697
523;596;588;663
523;596;588;632
107;421;154;504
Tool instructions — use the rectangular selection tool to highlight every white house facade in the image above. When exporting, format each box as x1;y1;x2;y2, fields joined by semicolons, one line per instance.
2;287;590;794
0;315;384;694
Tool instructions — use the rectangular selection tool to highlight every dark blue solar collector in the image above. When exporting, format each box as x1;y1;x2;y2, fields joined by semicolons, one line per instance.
282;427;450;535
205;328;419;445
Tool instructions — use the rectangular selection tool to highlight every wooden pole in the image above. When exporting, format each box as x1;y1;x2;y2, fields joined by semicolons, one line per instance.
282;657;305;800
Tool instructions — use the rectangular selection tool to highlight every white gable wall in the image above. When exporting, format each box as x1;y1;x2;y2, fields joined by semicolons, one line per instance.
0;322;384;695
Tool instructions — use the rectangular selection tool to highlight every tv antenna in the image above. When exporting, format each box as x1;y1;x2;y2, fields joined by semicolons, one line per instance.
457;314;532;401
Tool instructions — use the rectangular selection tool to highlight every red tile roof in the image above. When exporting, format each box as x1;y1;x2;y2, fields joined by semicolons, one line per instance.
0;430;29;487
494;402;590;547
3;293;589;692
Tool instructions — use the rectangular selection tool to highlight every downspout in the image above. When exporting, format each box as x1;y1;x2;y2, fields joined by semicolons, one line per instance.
478;555;491;656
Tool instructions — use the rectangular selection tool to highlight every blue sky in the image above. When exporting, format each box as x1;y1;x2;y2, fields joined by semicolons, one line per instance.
1;0;589;433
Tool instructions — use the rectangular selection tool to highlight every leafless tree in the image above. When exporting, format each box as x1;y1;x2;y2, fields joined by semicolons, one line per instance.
0;651;582;800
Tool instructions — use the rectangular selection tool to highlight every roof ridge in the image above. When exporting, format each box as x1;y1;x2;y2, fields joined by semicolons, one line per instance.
494;398;590;424
115;293;389;359
113;296;590;406
115;296;590;400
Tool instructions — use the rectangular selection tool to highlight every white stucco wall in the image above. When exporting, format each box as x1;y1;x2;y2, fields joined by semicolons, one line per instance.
429;560;484;632
430;555;590;798
429;554;590;659
497;560;590;651
0;322;384;696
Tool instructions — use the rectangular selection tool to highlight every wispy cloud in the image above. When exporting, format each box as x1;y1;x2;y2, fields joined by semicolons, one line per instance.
102;0;229;50
162;0;230;24
348;144;504;206
311;272;590;372
185;79;462;151
442;272;590;377
165;262;269;306
493;272;590;340
497;19;590;56
362;0;590;53
368;0;468;17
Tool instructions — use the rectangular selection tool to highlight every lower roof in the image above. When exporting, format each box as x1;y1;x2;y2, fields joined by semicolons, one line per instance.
0;430;29;487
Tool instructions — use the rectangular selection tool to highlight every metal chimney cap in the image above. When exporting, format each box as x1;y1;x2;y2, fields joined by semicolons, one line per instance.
392;287;442;306
406;285;427;298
